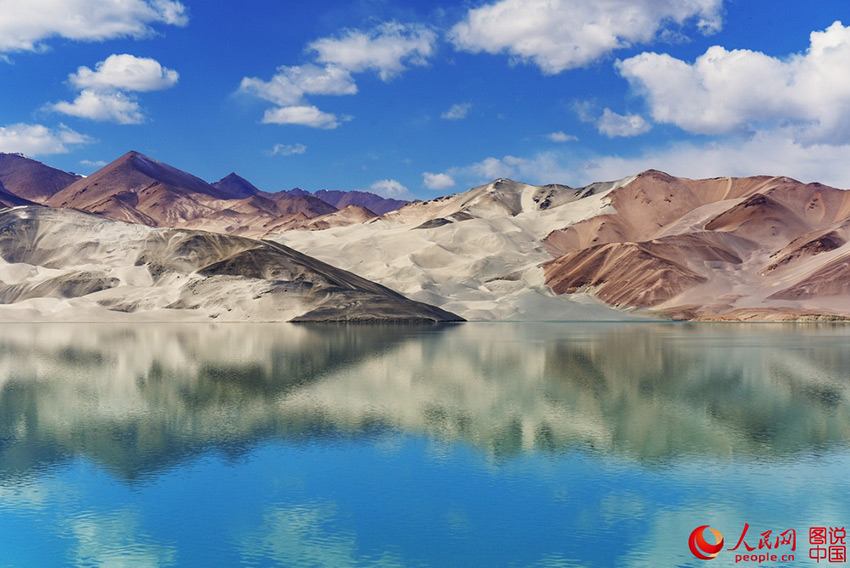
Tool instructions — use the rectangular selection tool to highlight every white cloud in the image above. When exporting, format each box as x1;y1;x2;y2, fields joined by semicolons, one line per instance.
441;102;472;120
261;105;349;129
68;510;177;568
449;0;723;74
450;153;573;185
618;21;850;144
310;22;437;81
80;159;107;167
239;64;358;129
370;179;412;198
422;172;455;190
239;64;357;107
576;129;850;189
423;122;850;191
269;143;307;156
596;108;651;137
463;156;518;180
0;0;188;52
51;90;145;124
50;54;177;124
241;21;434;129
0;123;92;155
240;21;435;129
547;131;578;142
69;54;178;91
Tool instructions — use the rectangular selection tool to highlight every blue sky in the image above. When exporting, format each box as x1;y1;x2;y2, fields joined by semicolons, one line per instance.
1;0;850;199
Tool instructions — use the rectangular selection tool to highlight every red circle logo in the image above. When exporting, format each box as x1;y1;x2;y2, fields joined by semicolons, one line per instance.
689;525;725;560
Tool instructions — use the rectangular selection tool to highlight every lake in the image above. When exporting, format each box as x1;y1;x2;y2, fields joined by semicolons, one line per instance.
0;322;848;567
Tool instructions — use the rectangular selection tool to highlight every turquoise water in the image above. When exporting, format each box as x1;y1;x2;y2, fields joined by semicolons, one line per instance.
0;323;848;567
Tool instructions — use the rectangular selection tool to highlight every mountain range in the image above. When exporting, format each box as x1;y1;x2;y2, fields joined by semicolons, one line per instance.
0;150;848;321
0;151;408;237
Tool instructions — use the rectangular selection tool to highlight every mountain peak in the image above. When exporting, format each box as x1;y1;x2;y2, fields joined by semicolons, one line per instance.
311;189;408;215
114;150;149;165
45;151;239;226
488;178;527;192
637;169;676;182
212;172;261;199
0;152;81;202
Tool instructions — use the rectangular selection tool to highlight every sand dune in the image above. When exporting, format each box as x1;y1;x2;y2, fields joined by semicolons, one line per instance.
272;177;640;321
266;205;378;232
0;206;462;322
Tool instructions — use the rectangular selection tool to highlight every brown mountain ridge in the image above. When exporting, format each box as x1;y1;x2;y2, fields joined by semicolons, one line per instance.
33;151;399;237
543;170;850;320
0;152;81;201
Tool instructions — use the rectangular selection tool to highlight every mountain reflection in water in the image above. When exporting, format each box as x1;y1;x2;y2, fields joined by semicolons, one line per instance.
0;322;848;482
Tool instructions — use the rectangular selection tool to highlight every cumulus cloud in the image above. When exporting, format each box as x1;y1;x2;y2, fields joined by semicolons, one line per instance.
577;130;850;189
0;123;92;155
422;122;850;191
310;22;437;81
268;143;307;156
422;172;455;190
441;102;472;120
69;54;178;91
449;153;573;185
618;21;850;144
449;0;723;74
261;105;349;129
242;22;435;129
0;0;188;53
51;89;145;124
80;159;107;167
370;179;412;198
51;54;178;124
239;64;357;107
596;108;652;137
461;156;518;180
547;131;578;142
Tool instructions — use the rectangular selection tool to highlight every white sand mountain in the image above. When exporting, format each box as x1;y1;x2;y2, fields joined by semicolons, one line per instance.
0;206;462;322
272;177;641;321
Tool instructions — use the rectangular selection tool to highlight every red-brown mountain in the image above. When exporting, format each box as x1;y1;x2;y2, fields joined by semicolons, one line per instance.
2;152;405;235
280;187;408;215
211;172;261;199
313;189;408;215
47;151;232;226
43;151;337;235
542;170;850;320
0;152;80;202
0;181;37;208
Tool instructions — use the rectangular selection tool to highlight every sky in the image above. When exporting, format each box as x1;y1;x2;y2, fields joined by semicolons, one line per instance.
1;0;850;199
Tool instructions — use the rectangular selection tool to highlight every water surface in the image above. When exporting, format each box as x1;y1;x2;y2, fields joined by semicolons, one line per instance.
1;323;848;567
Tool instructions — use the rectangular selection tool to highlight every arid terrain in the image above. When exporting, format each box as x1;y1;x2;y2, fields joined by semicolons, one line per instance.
1;151;848;321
